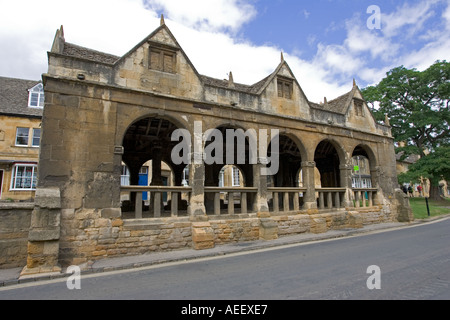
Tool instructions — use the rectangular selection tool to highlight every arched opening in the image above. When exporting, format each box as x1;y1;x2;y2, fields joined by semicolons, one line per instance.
204;125;254;214
314;140;342;188
351;145;376;189
351;145;378;207
268;135;303;188
268;134;304;211
121;116;189;217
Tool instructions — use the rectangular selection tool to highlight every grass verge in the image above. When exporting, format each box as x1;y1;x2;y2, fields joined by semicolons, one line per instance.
409;197;450;219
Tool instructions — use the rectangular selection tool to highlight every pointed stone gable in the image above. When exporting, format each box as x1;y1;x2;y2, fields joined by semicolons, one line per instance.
46;21;389;137
150;27;178;47
278;64;294;79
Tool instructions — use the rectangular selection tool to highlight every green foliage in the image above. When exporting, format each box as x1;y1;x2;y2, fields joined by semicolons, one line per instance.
362;61;449;192
398;146;450;186
361;60;450;159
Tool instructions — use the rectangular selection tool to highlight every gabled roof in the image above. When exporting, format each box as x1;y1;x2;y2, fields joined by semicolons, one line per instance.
52;21;378;121
62;42;120;65
0;76;43;118
310;89;355;115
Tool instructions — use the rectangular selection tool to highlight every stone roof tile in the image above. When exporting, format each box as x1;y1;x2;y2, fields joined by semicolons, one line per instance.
0;76;43;118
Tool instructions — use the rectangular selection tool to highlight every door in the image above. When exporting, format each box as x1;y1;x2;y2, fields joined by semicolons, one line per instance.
138;167;149;201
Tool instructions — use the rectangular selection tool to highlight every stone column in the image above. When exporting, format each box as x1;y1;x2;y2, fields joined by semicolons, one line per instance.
340;163;353;207
253;160;269;215
21;187;62;277
188;160;206;219
301;161;317;210
371;166;383;205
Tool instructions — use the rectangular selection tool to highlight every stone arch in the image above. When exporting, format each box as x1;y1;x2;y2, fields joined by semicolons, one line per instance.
267;133;306;187
313;139;347;188
351;144;378;188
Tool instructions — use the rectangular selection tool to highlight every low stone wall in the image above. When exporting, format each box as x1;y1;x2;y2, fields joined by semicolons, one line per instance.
0;203;33;269
59;208;193;266
58;205;394;266
0;199;397;270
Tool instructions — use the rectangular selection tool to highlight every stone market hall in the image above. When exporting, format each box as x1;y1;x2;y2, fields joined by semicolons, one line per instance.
20;17;412;275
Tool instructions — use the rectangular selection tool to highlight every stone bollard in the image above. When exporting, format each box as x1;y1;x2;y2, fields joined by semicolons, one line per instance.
259;218;278;240
191;222;215;250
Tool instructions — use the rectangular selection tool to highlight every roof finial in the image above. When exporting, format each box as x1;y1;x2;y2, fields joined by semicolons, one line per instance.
385;114;391;126
353;78;357;87
60;25;65;39
324;97;328;104
160;14;165;26
228;71;235;88
281;51;284;62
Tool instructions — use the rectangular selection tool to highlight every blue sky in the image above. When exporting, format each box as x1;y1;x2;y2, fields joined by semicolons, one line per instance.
0;0;449;102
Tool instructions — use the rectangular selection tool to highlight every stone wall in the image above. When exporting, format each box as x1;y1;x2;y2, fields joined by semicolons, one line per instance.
56;205;394;267
0;203;33;269
1;198;396;269
59;208;193;266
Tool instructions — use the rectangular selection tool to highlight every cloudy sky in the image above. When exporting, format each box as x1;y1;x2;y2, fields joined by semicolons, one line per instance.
0;0;449;102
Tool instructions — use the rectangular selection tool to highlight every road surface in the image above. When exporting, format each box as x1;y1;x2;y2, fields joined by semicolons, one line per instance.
1;217;449;301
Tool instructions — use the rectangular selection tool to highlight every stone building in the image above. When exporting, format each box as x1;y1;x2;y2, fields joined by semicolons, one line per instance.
0;76;43;202
21;18;412;275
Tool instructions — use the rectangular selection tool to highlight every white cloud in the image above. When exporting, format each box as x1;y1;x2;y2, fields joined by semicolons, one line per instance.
381;0;440;38
0;0;448;105
144;0;257;33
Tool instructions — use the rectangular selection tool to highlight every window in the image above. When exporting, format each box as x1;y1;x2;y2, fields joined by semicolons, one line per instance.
11;165;38;190
15;127;40;147
15;128;29;146
149;46;176;73
354;99;364;117
28;83;44;108
219;169;225;187
182;167;189;186
121;165;130;186
232;166;240;187
277;78;293;99
32;128;41;147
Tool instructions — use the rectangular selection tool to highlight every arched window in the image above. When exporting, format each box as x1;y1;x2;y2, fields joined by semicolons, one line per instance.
28;83;44;108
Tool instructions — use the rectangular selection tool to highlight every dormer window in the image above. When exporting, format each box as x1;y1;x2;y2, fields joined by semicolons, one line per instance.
353;98;364;117
277;77;293;99
28;83;44;108
149;43;177;74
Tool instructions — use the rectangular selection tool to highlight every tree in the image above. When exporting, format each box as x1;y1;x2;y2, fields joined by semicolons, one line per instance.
362;60;449;200
398;146;450;199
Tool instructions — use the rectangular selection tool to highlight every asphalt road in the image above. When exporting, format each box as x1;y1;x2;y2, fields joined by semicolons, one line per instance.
1;218;449;301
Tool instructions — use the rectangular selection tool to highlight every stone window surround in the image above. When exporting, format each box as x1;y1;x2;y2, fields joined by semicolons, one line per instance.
148;41;178;74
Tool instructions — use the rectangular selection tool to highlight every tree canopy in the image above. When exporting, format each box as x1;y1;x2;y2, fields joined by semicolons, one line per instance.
362;60;449;158
362;61;449;198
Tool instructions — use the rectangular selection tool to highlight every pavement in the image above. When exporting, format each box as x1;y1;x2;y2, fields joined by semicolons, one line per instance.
1;215;449;288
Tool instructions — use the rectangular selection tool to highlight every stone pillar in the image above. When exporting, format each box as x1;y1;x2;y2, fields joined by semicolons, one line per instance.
301;161;317;210
253;161;269;215
188;161;206;219
371;166;383;205
21;187;62;277
339;163;353;207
